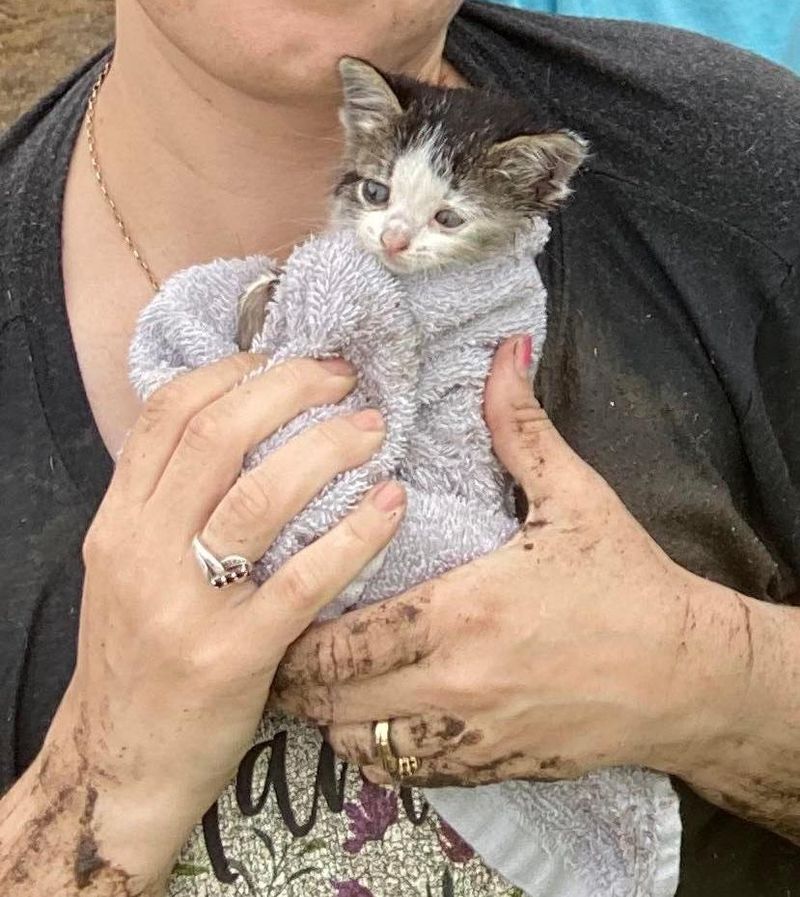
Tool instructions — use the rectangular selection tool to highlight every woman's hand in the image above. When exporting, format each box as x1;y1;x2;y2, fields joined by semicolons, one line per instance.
13;353;404;894
271;337;760;790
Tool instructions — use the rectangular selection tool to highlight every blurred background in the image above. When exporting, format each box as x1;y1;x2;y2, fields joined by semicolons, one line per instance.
0;0;798;130
0;0;113;129
505;1;800;72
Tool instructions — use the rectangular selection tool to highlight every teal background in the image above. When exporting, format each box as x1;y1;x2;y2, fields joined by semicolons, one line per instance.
500;0;800;72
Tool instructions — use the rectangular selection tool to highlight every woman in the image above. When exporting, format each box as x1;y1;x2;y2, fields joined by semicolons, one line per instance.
0;2;798;895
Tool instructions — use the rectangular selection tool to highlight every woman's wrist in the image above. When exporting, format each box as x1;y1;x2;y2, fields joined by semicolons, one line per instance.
647;568;798;784
0;741;166;895
31;696;191;895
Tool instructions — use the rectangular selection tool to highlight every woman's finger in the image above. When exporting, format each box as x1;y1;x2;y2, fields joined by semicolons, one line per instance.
242;481;407;647
325;715;472;768
272;663;433;726
273;584;438;693
151;356;356;530
113;353;267;504
484;336;575;499
358;762;460;788
200;409;386;561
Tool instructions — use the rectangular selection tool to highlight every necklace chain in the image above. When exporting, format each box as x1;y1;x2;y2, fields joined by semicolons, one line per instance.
86;60;161;293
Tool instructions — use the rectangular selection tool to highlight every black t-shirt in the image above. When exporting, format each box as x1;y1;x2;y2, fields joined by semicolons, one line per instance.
1;3;799;894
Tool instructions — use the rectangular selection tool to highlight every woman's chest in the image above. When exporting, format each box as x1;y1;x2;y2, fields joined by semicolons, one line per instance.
538;194;789;601
62;284;145;458
61;131;156;458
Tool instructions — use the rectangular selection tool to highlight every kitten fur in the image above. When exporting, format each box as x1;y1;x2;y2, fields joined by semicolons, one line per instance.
332;56;587;274
236;58;587;349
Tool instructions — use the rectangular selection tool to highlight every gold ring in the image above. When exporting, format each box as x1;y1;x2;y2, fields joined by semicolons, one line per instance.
397;755;420;779
374;720;398;774
373;720;419;779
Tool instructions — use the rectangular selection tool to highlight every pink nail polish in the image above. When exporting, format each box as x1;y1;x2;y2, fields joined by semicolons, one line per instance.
514;335;533;378
371;481;405;512
318;357;356;376
350;409;384;431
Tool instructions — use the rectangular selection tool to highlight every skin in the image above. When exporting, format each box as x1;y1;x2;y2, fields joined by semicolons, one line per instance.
0;352;408;894
62;0;464;454
272;341;800;842
1;1;799;895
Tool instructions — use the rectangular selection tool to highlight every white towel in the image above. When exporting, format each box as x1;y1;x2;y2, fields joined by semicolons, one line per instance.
129;224;681;897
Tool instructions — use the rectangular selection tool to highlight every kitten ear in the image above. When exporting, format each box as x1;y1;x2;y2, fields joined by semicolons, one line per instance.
487;130;589;210
338;56;402;139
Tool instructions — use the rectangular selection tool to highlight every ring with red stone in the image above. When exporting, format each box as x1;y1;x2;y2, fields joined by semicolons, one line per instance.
191;535;253;590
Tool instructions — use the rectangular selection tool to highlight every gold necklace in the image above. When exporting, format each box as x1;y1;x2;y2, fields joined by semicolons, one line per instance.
86;60;161;293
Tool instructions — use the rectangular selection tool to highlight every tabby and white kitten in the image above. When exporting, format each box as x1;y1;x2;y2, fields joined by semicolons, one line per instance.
236;57;587;348
333;56;587;273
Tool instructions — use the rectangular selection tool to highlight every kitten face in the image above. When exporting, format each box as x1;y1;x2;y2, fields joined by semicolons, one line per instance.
332;57;588;274
333;134;492;274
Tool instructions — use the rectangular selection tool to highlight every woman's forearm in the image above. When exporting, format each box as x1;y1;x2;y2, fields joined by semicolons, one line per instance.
0;354;406;895
0;735;163;896
658;572;800;843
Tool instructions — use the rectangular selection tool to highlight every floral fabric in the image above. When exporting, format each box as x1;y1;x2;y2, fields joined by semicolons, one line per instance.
168;715;523;897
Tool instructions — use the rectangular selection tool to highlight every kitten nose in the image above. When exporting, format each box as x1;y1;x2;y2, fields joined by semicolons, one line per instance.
380;229;411;255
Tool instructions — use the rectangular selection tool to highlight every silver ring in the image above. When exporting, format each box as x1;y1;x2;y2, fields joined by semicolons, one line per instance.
192;535;253;590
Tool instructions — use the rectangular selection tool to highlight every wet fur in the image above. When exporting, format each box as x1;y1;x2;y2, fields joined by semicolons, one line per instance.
237;59;587;348
332;57;588;274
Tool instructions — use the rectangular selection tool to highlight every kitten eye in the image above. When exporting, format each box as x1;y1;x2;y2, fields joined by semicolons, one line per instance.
434;209;465;229
360;179;390;206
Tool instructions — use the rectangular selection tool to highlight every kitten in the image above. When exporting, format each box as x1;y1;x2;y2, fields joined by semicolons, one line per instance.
236;57;587;349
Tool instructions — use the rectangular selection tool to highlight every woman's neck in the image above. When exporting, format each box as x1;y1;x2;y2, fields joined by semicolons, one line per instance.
61;3;467;456
94;2;464;278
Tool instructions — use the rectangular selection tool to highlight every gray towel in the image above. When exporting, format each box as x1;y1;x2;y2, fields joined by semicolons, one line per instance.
129;224;681;897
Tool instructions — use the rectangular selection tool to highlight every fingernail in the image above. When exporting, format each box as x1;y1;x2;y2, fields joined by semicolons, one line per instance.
514;335;533;379
318;357;356;376
371;480;405;512
350;409;385;431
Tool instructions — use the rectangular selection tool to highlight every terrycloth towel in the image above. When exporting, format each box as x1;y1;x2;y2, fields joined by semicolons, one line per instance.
129;224;681;897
